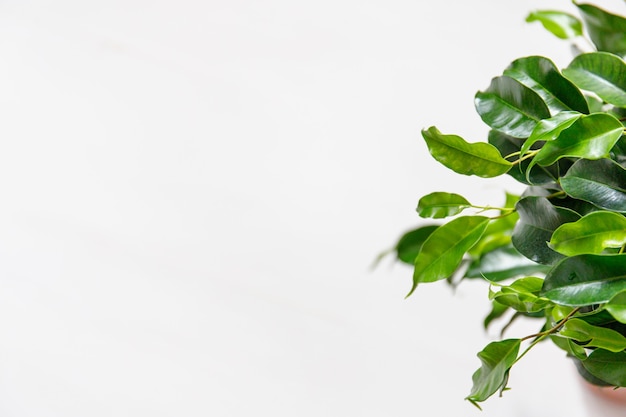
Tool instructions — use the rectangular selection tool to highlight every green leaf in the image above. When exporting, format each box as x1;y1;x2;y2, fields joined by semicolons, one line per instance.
560;318;626;352
605;291;626;323
489;276;551;313
549;211;626;256
417;192;471;219
395;225;439;265
504;56;589;114
409;216;490;296
550;335;588;360
512;196;581;265
526;10;583;39
541;254;626;306
532;112;624;166
563;52;626;107
467;246;551;282
575;3;626;56
475;76;551;138
582;349;626;386
488;130;558;186
421;127;512;177
466;339;521;407
521;112;582;157
561;158;626;212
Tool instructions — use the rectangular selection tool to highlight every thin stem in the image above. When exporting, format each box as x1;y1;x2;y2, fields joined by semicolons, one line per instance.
514;307;581;365
510;150;539;167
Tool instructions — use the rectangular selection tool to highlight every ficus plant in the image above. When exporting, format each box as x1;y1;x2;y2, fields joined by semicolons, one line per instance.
382;1;626;409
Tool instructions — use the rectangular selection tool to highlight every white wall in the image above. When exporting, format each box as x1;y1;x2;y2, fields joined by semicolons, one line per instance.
0;0;621;415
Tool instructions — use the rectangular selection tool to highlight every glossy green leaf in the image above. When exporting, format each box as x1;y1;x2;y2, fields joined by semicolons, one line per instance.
417;192;471;219
549;211;626;256
467;246;550;282
541;254;626;306
466;339;521;407
409;216;489;296
526;10;583;39
521;112;582;157
575;3;626;55
532;112;624;166
512;197;580;265
395;225;439;265
475;76;551;138
560;318;626;352
563;52;626;107
504;56;589;114
582;349;626;386
489;277;550;313
421;127;512;177
561;158;626;212
605;291;626;323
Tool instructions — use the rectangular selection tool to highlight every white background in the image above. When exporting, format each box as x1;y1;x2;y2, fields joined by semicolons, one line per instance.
0;0;623;416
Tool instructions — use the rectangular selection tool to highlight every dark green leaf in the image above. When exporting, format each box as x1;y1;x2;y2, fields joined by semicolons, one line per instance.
526;10;583;39
512;197;581;265
563;52;626;107
475;76;551;138
504;56;589;114
541;254;626;306
466;339;521;406
409;216;490;296
532;113;624;166
561;158;626;212
582;349;626;386
421;127;512;177
560;318;626;352
575;3;626;55
467;246;551;281
417;192;471;219
395;225;439;265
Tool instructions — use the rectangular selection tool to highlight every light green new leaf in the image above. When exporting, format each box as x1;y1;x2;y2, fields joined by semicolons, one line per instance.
606;291;626;323
563;52;626;107
549;211;626;256
575;3;626;56
561;158;626;212
475;76;551;138
582;349;626;386
421;127;512;177
541;254;626;306
504;56;589;114
532;112;624;166
466;339;521;407
489;276;550;313
417;192;471;219
409;216;489;296
526;10;583;39
521;111;581;157
560;318;626;352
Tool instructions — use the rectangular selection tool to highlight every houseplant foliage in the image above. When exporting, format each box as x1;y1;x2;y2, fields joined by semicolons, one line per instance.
385;1;626;409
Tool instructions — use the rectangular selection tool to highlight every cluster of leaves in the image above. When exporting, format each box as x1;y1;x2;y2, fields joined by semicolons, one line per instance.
385;2;626;408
